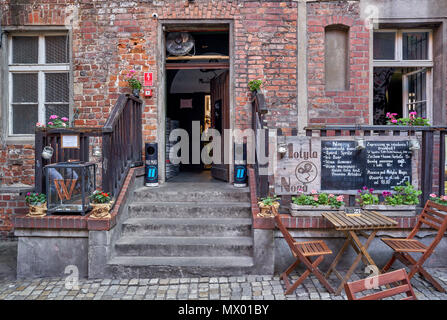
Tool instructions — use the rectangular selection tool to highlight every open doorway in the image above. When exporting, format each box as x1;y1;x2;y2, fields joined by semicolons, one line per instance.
164;29;230;182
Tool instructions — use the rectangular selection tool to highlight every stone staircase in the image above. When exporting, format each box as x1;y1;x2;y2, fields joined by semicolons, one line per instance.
107;181;254;278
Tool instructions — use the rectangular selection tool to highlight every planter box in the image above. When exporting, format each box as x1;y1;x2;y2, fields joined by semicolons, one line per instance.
363;204;417;216
290;204;345;217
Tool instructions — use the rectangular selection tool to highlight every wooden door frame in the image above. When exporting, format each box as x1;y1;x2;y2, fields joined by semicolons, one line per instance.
157;20;235;184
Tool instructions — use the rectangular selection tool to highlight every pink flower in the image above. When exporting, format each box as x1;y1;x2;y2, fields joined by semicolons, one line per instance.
49;115;58;120
336;195;344;202
409;111;417;115
313;196;319;201
311;190;317;194
391;119;397;123
48;122;54;126
61;117;69;122
62;123;67;127
430;193;437;198
35;122;45;127
329;194;334;198
441;195;447;201
386;112;391;118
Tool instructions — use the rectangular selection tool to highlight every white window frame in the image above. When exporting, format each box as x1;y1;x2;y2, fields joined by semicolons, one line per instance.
7;32;70;137
373;29;433;121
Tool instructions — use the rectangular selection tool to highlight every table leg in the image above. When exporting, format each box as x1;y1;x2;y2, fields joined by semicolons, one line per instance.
325;236;351;279
334;230;378;296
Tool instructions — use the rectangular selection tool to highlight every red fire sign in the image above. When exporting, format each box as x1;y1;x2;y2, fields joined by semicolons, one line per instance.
144;72;153;86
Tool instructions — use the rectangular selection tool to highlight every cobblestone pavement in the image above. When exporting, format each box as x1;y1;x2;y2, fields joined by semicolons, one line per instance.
1;268;447;300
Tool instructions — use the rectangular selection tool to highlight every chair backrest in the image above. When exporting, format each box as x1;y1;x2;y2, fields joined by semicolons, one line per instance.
408;201;447;248
344;268;417;300
272;206;301;257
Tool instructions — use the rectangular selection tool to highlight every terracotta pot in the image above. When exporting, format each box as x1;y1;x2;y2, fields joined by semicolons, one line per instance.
290;204;345;217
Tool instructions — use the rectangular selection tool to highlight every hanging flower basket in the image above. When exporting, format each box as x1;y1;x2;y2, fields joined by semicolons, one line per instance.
27;203;47;217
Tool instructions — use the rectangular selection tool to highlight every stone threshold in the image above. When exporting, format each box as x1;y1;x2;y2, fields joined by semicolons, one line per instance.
13;166;139;232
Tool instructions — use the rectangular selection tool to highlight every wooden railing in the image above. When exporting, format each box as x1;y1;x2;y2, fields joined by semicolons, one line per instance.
251;91;270;199
35;94;143;199
304;125;447;206
102;94;143;197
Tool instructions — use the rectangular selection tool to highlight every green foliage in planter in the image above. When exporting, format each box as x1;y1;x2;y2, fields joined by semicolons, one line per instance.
383;182;421;206
292;192;345;209
259;196;280;206
429;194;447;206
248;79;262;92
25;192;46;205
89;190;112;204
356;187;379;205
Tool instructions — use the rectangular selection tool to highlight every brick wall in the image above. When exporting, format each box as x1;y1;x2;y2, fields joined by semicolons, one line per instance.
0;192;26;239
307;0;370;125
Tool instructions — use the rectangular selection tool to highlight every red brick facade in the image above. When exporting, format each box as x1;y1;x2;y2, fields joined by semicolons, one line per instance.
307;1;370;125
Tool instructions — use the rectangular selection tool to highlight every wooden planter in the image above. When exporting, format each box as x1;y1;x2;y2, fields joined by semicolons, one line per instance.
258;202;279;217
363;204;417;216
290;203;345;217
27;203;47;217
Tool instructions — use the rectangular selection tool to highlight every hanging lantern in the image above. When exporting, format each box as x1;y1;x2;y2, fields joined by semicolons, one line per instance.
45;162;96;215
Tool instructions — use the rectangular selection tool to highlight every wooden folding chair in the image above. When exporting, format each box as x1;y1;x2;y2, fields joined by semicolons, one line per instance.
381;200;447;292
344;268;417;300
272;206;335;295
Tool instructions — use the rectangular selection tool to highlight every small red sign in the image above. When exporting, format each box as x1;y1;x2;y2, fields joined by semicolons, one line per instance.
144;72;153;86
144;89;153;97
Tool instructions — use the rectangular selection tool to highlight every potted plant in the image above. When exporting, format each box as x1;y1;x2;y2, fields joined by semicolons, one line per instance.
248;79;262;93
429;194;447;207
290;190;345;217
46;115;69;129
258;196;280;217
356;187;379;208
25;192;47;217
89;190;113;219
126;69;142;98
360;183;420;215
386;111;430;126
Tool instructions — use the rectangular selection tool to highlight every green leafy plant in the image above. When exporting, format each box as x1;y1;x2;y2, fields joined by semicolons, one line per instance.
292;191;344;209
126;70;142;90
429;193;447;206
248;79;262;92
259;196;280;206
356;187;379;206
386;112;430;126
383;182;421;206
89;190;112;204
25;192;46;205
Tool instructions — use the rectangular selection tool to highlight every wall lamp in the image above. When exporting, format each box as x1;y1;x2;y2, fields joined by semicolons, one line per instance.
409;139;420;151
355;136;366;150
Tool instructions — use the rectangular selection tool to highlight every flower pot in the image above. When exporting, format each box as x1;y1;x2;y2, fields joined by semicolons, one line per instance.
290;203;345;217
90;201;114;219
258;201;279;217
362;204;417;216
27;203;47;217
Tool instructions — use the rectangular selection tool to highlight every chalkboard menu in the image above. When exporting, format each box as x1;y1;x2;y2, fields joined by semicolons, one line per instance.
321;140;412;191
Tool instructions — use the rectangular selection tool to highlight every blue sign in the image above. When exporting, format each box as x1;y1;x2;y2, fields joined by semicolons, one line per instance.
146;165;158;181
234;165;247;182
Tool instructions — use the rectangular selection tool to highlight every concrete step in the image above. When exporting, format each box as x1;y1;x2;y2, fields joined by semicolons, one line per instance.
114;236;253;257
122;218;252;237
128;202;251;218
134;185;250;202
107;256;254;278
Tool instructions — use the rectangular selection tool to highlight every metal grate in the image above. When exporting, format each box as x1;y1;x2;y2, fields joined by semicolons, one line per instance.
45;104;69;123
45;73;69;102
12;36;38;64
45;36;69;64
12;104;38;134
12;73;38;103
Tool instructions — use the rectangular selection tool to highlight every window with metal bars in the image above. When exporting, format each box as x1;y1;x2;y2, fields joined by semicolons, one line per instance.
8;33;70;135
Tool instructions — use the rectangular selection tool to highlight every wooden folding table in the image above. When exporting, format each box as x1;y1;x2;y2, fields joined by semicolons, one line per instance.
322;210;398;295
